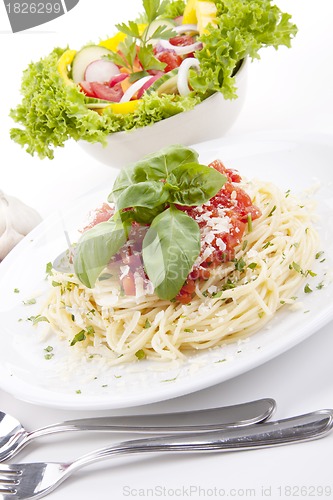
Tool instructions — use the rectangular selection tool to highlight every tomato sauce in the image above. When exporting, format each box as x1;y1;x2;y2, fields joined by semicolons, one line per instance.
175;160;261;304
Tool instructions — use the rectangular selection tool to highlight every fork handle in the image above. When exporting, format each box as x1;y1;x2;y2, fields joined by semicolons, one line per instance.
67;409;333;473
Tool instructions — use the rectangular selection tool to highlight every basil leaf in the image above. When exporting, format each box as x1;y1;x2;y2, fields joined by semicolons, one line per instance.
74;219;127;288
133;205;166;224
108;164;137;204
117;181;169;210
166;163;227;206
142;206;200;300
108;145;199;205
132;144;199;182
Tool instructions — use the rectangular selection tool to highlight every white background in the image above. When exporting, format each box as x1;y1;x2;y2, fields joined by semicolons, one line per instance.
1;1;333;499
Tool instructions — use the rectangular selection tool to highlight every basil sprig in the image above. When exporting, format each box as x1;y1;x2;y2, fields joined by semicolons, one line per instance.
74;145;227;299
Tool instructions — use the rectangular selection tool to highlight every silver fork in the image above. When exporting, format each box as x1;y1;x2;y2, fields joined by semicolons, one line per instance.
0;409;332;500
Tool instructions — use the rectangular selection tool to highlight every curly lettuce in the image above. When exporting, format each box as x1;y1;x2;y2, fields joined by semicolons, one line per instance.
10;0;297;159
191;0;298;99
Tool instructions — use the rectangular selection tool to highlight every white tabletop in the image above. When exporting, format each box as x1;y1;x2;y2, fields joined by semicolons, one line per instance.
1;1;333;499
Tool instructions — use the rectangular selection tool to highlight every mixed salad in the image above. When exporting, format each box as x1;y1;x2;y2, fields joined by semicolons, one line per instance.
10;0;297;159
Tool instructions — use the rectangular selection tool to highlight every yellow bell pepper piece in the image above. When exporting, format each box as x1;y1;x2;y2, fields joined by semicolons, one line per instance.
57;49;77;85
99;24;147;52
99;32;126;52
101;100;142;115
183;0;218;35
182;0;197;24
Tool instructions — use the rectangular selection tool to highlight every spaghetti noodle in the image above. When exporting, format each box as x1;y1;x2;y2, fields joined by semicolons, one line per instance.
42;177;318;365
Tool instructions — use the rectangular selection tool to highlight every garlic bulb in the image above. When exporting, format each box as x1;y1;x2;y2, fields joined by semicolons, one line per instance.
0;190;42;261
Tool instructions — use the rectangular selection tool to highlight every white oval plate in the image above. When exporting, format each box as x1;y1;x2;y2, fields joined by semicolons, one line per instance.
0;131;332;410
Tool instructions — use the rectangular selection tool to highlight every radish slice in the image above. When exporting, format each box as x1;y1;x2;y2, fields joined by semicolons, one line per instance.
158;38;202;55
174;24;199;34
84;60;120;83
120;76;152;103
137;73;163;99
109;73;128;87
177;58;200;96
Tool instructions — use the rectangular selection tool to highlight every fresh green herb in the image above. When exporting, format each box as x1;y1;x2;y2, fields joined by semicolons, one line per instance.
13;288;20;293
280;300;286;304
290;261;302;274
184;328;193;333
108;0;175;76
248;262;257;270
242;240;248;251
76;389;82;394
144;319;151;328
23;298;36;305
234;257;246;272
27;315;49;325
75;145;226;300
305;269;316;278
74;216;128;288
247;213;253;233
285;189;291;198
43;345;54;360
142;205;201;300
52;281;62;287
135;349;146;360
214;358;227;363
45;262;53;276
315;251;324;260
262;241;273;250
268;205;276;217
161;376;178;382
316;281;325;290
258;311;265;318
70;330;86;346
304;284;313;294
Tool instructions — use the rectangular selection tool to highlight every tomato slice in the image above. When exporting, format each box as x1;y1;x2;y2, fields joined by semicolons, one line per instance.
79;81;96;98
156;51;183;72
90;82;123;102
121;272;136;296
169;35;195;46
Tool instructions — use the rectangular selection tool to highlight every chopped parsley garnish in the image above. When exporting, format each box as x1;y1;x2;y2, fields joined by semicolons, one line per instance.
268;205;277;217
27;315;49;325
234;256;246;272
13;288;20;293
23;298;36;305
262;241;274;250
304;284;313;294
70;330;86;346
45;262;53;276
247;213;253;232
44;346;54;360
248;262;257;270
135;349;146;360
315;251;324;260
144;319;151;329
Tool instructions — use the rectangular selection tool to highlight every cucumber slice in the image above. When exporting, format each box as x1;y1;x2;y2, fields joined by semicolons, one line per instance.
146;68;179;95
72;45;114;84
145;19;176;43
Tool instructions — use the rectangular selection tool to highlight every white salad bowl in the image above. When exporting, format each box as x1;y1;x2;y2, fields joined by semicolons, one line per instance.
79;58;248;168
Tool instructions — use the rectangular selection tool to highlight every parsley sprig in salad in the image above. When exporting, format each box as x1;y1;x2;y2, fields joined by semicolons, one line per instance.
10;0;297;159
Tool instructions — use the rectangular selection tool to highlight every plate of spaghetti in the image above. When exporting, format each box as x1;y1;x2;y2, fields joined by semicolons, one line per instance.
0;131;332;409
